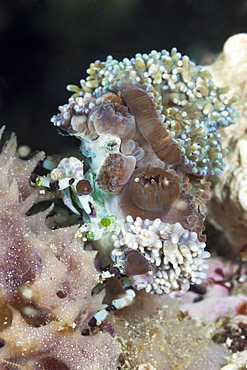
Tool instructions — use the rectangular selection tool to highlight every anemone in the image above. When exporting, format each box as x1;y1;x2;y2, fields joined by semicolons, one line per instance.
117;248;152;276
118;166;180;217
112;216;210;294
96;152;136;194
53;48;239;176
87;93;136;140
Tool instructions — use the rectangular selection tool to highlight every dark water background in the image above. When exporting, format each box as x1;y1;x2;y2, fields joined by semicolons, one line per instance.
1;0;247;154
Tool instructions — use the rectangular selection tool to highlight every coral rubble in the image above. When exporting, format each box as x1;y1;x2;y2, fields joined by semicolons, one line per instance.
108;291;229;370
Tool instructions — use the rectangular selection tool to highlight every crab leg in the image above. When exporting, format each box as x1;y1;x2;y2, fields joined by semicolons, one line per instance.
88;275;135;327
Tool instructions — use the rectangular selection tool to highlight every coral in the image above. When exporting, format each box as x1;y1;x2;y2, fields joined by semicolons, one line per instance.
118;167;211;242
27;45;237;332
87;93;136;140
2;38;243;369
52;48;239;176
113;84;184;166
206;33;247;250
118;166;181;218
112;216;210;294
47;47;238;275
0;127;120;369
0;128;230;370
96;152;136;194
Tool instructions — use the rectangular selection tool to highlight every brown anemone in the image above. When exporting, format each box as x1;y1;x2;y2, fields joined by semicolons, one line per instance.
87;93;136;140
118;166;181;220
118;167;209;242
113;84;184;165
118;248;152;276
96;153;136;194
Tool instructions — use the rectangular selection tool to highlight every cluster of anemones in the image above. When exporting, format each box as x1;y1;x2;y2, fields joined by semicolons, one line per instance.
111;216;210;294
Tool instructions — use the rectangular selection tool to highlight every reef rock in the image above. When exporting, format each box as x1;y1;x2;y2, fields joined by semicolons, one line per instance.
0;127;120;369
207;33;247;250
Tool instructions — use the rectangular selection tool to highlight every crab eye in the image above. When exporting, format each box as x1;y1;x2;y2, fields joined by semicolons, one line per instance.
105;140;118;152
